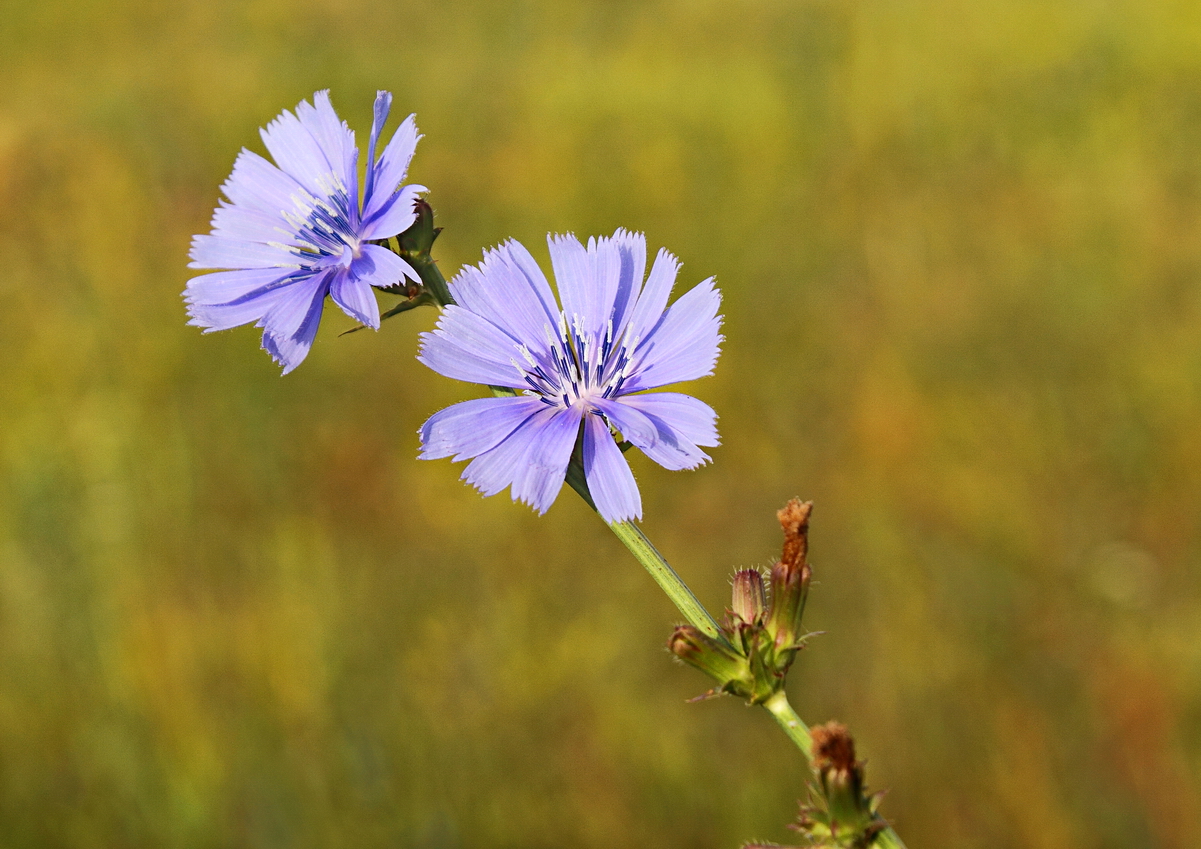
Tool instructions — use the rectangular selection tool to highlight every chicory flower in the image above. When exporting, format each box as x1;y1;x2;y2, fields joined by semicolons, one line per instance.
418;230;722;523
185;90;425;373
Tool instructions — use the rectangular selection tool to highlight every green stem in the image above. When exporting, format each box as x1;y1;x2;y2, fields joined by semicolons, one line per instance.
606;519;728;645
873;826;909;849
762;689;812;762
406;247;454;307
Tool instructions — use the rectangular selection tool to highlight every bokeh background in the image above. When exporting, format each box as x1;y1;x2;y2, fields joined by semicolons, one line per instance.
2;1;1200;846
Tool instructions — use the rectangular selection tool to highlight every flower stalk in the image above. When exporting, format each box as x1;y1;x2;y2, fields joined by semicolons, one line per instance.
763;689;813;762
605;520;729;644
383;209;904;849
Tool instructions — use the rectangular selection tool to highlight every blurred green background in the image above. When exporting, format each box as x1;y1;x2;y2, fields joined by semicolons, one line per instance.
2;1;1200;846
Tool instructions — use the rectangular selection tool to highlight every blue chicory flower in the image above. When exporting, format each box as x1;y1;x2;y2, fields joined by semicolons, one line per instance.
417;230;722;523
184;90;426;373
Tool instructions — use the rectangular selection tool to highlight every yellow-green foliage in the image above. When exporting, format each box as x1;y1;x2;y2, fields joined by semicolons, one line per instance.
2;2;1200;846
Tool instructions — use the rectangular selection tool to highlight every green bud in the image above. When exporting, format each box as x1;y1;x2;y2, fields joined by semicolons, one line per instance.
669;625;752;689
395;197;439;257
813;723;864;827
670;503;825;706
731;568;766;624
807;722;883;844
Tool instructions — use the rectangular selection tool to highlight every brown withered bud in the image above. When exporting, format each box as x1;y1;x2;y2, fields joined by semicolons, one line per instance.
811;721;857;775
731;568;767;624
810;722;876;837
765;500;813;650
777;499;812;571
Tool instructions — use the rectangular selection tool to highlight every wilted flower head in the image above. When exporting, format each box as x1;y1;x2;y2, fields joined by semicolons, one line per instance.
185;90;426;373
417;229;722;523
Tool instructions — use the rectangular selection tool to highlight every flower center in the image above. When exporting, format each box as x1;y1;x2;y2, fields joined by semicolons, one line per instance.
515;314;637;411
282;173;362;269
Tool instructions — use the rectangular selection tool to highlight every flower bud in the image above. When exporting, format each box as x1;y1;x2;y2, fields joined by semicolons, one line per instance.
396;197;439;256
731;568;766;624
809;722;879;840
669;625;751;689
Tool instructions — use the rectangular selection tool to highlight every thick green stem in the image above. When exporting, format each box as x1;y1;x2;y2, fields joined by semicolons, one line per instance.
408;250;454;307
762;689;813;762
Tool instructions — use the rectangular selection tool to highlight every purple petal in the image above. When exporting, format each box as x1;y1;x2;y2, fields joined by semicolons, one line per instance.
547;233;591;322
509;405;583;513
360;183;427;241
356;243;420;288
449;241;561;360
462;405;582;513
188;234;298;270
262;323;318;375
417;307;527;388
187;291;289;333
330;268;379;329
184;266;291;307
220;148;307;219
419;396;546;461
184;267;297;330
577;235;623;341
365;91;392;193
299;91;359;194
259;273;330;374
260;91;356;202
505;239;562;319
208;200;289;244
261;270;331;344
623;276;722;393
622;247;679;346
599;393;717;471
582;413;642;523
618;393;719;447
590;397;661;450
362;113;420;226
608;228;646;340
